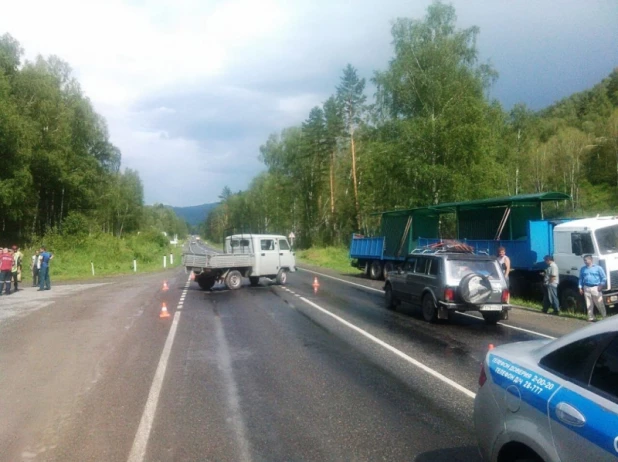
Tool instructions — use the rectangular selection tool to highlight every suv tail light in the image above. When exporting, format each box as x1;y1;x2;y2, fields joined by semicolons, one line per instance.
444;288;455;302
501;289;510;304
479;364;487;387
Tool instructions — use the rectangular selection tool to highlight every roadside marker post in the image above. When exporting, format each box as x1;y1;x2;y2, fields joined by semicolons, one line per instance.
133;259;137;272
170;253;173;265
163;256;167;269
91;261;95;276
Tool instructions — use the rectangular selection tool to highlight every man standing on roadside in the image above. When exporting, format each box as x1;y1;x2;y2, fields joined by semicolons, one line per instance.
31;249;40;287
542;255;560;315
38;246;53;291
0;248;14;295
10;247;19;292
579;254;607;322
13;245;23;287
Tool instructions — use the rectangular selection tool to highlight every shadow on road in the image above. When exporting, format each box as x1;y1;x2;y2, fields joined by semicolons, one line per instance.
415;446;482;462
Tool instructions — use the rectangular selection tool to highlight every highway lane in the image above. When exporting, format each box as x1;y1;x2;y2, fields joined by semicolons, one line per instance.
143;275;480;461
0;263;586;461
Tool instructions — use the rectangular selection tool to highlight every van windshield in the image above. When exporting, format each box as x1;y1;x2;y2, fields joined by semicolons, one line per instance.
595;224;618;254
447;260;501;282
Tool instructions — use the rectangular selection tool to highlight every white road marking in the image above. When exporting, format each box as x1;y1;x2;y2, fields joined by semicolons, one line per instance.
127;275;190;462
298;267;558;340
295;295;476;399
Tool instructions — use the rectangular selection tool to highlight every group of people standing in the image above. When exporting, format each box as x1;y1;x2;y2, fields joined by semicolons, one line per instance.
497;247;608;322
0;246;53;295
0;246;24;295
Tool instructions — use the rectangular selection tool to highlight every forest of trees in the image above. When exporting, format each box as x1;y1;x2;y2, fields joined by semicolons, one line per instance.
0;33;187;245
204;2;618;248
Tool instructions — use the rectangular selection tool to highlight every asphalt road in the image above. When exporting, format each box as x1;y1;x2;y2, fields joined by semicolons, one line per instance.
0;252;587;462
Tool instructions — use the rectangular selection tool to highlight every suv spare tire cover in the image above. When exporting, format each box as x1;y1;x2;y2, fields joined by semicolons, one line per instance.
459;273;492;304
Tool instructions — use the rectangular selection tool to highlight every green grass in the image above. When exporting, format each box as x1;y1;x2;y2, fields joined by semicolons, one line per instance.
296;246;360;274
21;232;183;282
511;296;599;321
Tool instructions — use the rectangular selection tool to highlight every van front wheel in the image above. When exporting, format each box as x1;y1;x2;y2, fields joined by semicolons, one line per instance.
276;269;287;285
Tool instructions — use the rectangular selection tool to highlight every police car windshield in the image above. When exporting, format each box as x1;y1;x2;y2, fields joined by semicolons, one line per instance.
448;260;500;281
595;224;618;254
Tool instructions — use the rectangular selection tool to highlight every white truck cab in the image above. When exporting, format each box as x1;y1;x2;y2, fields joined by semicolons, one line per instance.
553;217;618;309
225;234;296;278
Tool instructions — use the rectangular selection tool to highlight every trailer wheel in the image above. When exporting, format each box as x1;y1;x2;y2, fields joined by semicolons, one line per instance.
249;276;260;287
225;270;243;290
363;261;371;277
370;260;383;280
383;262;395;279
275;269;287;285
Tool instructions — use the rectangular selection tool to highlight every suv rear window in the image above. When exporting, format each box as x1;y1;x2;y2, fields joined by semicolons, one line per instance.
447;260;500;281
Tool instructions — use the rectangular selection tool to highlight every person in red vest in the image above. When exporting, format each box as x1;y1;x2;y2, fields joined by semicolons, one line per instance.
0;248;14;295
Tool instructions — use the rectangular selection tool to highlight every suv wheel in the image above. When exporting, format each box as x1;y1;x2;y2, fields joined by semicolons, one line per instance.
385;284;398;310
383;262;394;279
422;295;438;323
482;312;502;325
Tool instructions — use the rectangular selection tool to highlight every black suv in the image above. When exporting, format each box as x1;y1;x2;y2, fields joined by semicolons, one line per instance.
384;251;510;324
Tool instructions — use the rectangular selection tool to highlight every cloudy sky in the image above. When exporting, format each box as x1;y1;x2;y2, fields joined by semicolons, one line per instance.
1;0;616;206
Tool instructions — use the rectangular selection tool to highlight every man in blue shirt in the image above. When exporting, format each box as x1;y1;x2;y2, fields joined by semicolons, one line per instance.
578;254;607;322
38;246;53;291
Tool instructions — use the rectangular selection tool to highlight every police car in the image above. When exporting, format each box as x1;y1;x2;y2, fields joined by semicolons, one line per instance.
474;316;618;461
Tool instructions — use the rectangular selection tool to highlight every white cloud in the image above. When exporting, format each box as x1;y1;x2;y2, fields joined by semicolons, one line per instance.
1;0;616;206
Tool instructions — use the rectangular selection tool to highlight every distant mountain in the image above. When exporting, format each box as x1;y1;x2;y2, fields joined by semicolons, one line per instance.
172;202;219;226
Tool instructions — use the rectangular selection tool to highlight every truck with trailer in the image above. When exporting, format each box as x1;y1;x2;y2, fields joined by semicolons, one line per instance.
350;193;618;312
183;233;296;290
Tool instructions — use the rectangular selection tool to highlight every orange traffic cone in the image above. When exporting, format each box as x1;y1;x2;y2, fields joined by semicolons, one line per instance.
190;272;195;281
159;302;171;318
312;277;320;293
488;344;495;351
162;280;169;291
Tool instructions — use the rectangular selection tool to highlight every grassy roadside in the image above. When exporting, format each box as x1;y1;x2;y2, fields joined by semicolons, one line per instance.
296;246;360;274
19;232;184;283
297;246;603;321
510;296;602;321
